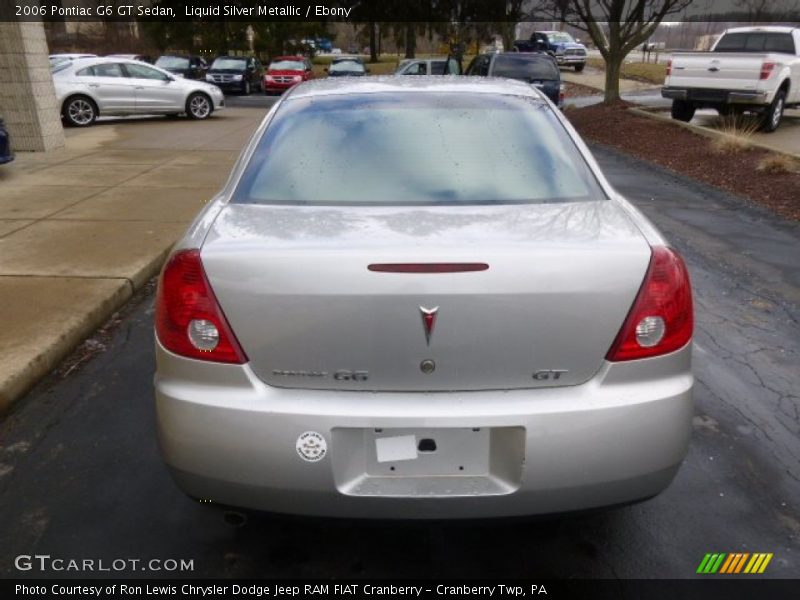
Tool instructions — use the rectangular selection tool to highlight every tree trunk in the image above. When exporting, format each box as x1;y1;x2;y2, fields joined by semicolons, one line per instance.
369;22;378;63
404;23;415;59
604;57;622;104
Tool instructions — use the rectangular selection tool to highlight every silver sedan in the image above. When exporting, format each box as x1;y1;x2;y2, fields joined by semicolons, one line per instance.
52;57;225;126
154;77;694;519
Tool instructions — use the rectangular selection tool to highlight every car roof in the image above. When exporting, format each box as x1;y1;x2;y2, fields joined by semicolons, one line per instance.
53;57;162;73
724;26;797;34
288;75;544;100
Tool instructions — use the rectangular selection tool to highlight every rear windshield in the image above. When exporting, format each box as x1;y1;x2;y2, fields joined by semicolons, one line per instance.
212;57;247;70
491;55;559;81
329;60;365;73
270;60;305;70
232;93;603;206
714;32;796;54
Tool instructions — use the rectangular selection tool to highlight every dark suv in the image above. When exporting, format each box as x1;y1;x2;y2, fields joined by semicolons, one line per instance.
154;55;208;80
206;56;264;95
0;117;13;165
466;53;563;107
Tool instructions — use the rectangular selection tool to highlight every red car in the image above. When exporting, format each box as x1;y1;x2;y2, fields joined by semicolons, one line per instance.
263;56;314;94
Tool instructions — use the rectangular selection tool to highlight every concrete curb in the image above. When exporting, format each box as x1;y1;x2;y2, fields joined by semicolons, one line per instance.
0;248;171;413
627;107;800;162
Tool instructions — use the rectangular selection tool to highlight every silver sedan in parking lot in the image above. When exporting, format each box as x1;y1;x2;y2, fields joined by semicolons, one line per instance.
154;77;694;519
52;57;225;126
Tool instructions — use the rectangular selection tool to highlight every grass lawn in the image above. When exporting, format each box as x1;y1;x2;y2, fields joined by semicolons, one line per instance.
586;57;667;85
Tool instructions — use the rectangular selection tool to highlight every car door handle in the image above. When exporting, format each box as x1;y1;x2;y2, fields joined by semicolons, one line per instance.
134;86;145;90
88;83;99;87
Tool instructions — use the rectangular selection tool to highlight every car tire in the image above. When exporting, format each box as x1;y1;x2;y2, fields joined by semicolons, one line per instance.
760;89;785;133
62;95;97;127
186;92;213;120
243;80;251;95
574;63;585;72
671;99;696;122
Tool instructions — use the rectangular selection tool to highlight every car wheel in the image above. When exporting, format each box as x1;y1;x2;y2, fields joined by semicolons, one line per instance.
243;80;251;95
760;89;785;133
62;95;97;127
186;93;212;120
671;99;696;122
574;63;585;72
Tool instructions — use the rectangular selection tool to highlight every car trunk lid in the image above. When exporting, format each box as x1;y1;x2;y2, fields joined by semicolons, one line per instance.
200;201;651;391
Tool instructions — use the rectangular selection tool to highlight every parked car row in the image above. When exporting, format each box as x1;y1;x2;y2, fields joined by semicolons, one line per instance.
46;48;566;129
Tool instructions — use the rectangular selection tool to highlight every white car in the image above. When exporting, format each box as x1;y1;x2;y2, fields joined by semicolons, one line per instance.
663;26;800;131
52;57;225;126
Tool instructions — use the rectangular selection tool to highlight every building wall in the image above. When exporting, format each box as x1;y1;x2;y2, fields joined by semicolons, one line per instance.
0;20;65;151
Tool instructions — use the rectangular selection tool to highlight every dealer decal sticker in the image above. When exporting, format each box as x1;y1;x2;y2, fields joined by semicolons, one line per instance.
296;431;327;462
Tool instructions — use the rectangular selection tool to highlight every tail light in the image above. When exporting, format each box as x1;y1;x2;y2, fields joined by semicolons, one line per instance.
559;84;566;105
606;246;693;362
665;58;672;76
759;61;776;80
155;249;247;364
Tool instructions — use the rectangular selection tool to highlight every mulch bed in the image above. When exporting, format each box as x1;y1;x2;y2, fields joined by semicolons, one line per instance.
563;81;602;98
566;102;800;222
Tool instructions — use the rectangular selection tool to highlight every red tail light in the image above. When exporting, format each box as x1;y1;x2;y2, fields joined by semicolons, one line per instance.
155;249;247;364
606;246;693;362
666;58;672;76
759;61;776;80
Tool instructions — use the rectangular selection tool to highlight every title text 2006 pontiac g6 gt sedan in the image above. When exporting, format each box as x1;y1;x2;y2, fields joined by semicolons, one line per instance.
154;77;693;519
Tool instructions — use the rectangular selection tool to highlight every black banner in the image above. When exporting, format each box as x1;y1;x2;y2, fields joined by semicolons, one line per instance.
2;0;800;23
4;580;800;600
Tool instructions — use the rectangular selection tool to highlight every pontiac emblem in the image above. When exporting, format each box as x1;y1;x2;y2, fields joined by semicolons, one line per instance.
419;306;439;345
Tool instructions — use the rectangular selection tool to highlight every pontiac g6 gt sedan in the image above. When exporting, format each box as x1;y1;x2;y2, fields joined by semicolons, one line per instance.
154;77;694;519
52;58;225;126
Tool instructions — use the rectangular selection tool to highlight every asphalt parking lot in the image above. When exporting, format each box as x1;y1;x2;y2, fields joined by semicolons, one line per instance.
0;109;798;580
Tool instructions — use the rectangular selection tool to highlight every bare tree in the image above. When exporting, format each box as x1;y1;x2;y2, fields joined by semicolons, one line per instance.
558;0;693;104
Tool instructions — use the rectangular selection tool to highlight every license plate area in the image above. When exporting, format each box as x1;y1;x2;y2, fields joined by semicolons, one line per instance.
332;427;525;497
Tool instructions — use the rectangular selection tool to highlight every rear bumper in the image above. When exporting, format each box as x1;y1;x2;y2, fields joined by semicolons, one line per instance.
155;341;693;519
662;86;769;105
264;81;301;93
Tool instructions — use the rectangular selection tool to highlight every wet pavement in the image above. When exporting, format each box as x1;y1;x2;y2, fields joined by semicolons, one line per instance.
0;140;797;579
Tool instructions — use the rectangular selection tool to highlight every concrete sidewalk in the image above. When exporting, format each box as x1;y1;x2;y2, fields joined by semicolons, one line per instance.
0;108;265;411
561;66;659;93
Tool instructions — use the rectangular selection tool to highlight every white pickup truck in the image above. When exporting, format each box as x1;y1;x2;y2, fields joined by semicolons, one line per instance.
662;26;800;132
